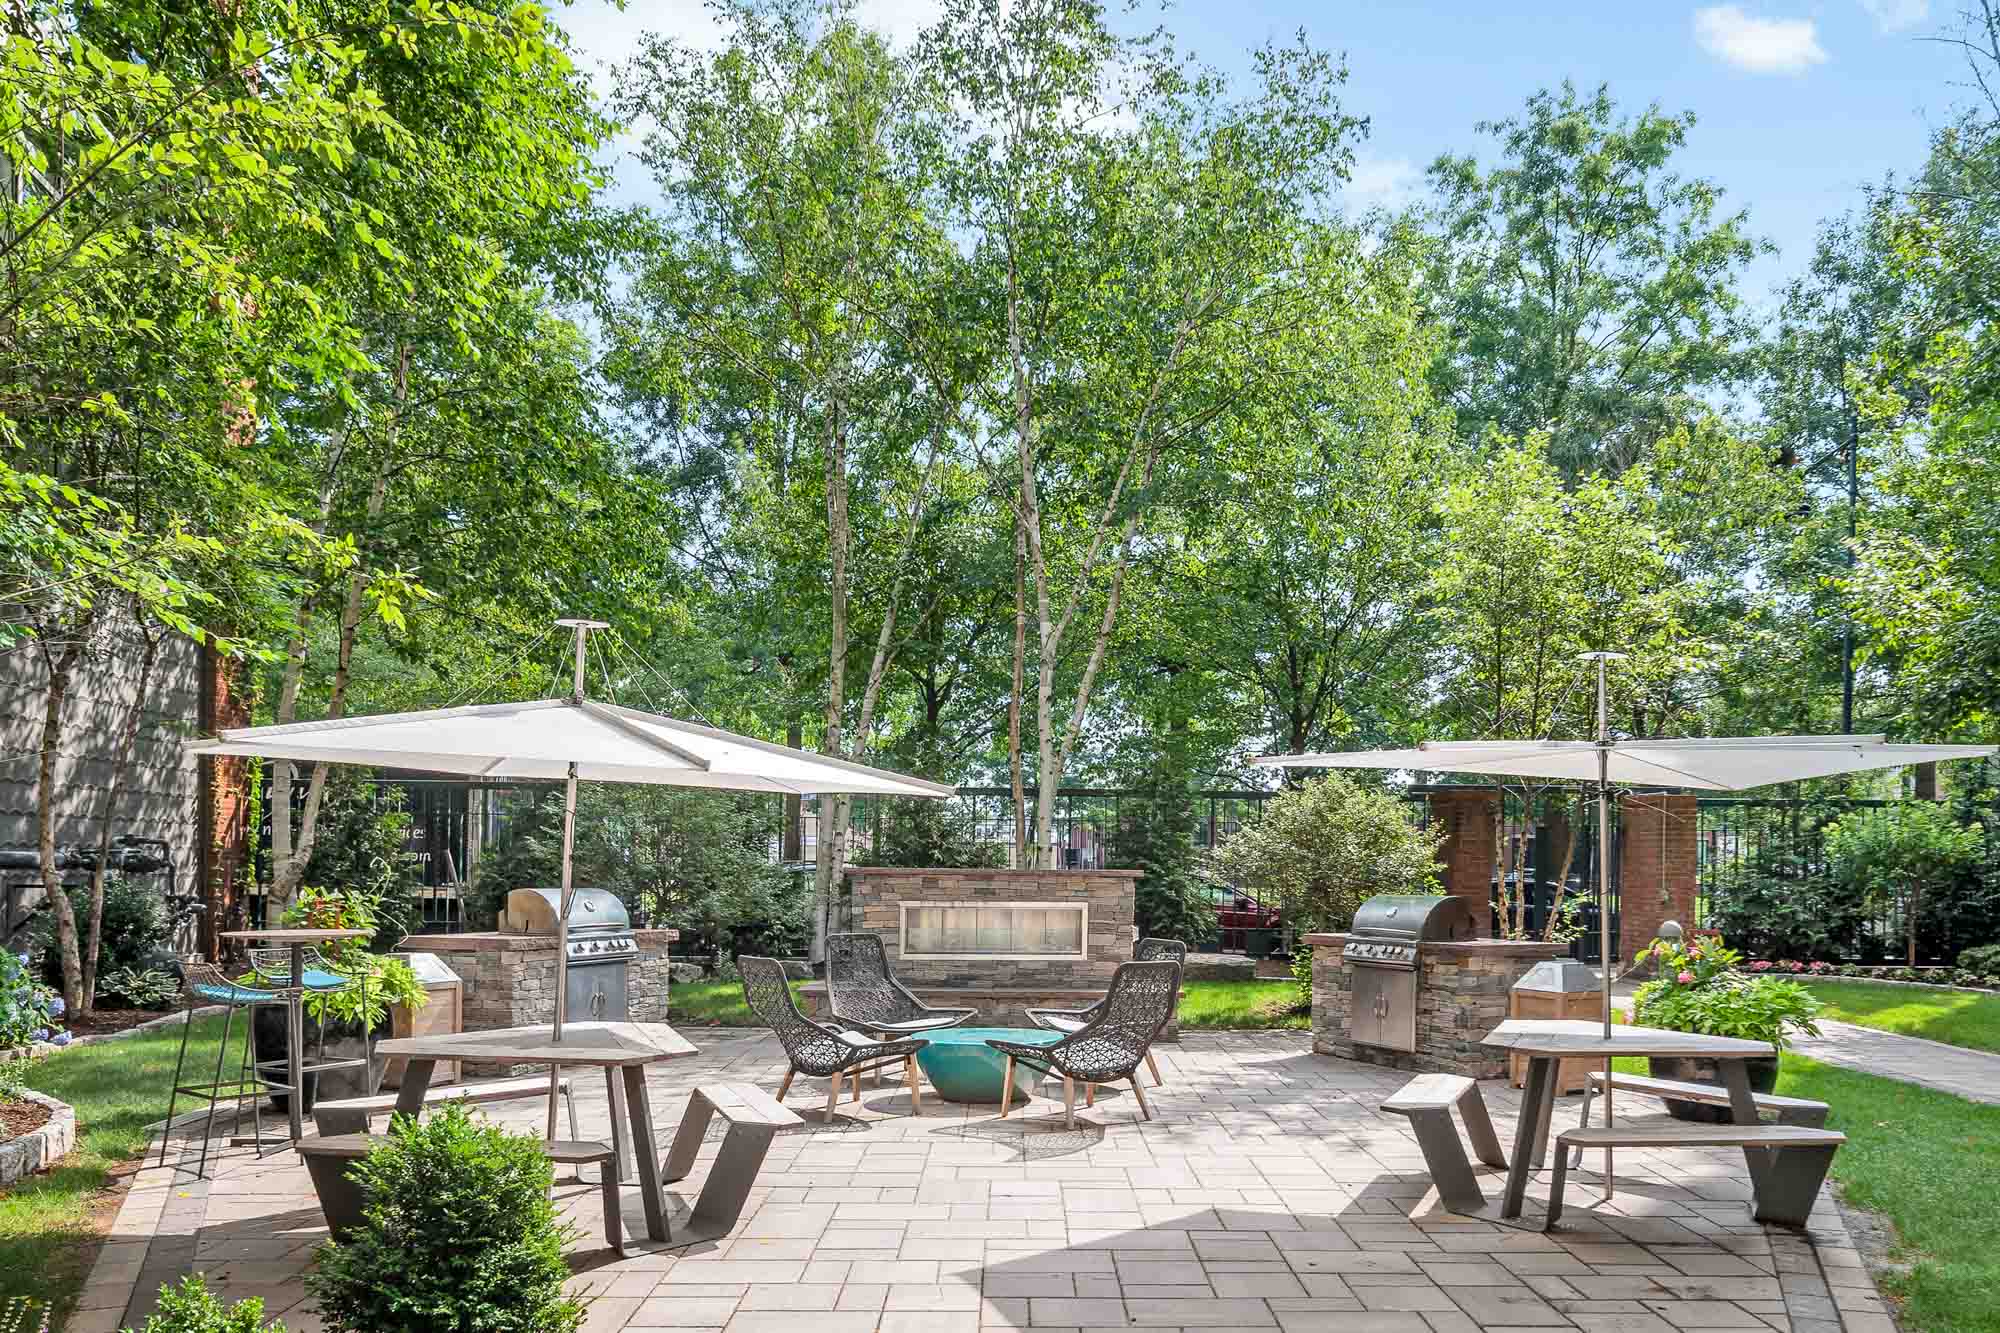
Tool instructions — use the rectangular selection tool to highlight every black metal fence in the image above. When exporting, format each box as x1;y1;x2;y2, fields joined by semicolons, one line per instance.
1694;796;2000;964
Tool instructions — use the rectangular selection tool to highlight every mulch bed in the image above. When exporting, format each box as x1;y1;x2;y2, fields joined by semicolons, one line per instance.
0;1097;52;1147
62;1008;172;1038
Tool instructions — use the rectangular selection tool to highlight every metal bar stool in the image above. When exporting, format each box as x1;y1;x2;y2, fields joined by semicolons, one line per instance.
157;958;298;1178
242;947;374;1147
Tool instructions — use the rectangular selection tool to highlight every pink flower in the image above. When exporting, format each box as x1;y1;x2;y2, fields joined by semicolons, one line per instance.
1751;960;1771;971
1810;961;1830;972
1789;961;1806;973
1677;971;1696;985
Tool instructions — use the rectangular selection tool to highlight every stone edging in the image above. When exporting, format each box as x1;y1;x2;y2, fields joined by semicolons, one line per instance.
0;1087;76;1186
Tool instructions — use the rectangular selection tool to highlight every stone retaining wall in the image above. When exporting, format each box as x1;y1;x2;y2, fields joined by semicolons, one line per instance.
0;1087;75;1186
1307;933;1564;1078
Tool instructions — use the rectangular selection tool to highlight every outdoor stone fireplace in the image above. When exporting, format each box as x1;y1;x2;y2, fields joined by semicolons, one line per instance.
799;866;1173;1035
1307;931;1564;1078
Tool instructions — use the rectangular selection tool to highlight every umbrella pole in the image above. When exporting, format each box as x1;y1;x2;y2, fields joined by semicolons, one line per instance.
1595;655;1615;1199
549;620;597;1132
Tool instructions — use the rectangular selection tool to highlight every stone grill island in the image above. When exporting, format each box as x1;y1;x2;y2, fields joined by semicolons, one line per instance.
1307;928;1564;1078
799;867;1170;1035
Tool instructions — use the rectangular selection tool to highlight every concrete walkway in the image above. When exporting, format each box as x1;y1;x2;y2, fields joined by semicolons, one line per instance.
1612;984;2000;1104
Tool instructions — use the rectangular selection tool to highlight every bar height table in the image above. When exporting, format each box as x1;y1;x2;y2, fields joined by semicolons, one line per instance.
1478;1018;1777;1219
219;926;375;1146
373;1021;699;1243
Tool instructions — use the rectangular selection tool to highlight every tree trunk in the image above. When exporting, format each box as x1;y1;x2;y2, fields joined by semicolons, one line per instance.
34;608;97;1014
273;347;405;904
83;607;163;1010
1008;506;1028;868
814;408;850;962
1541;795;1580;943
783;716;804;862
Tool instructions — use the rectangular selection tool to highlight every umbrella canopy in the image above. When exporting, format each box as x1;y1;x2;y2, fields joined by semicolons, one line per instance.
1253;736;1997;791
187;623;953;1062
186;697;957;797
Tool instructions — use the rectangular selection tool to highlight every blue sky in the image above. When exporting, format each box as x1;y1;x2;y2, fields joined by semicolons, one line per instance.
552;0;1962;306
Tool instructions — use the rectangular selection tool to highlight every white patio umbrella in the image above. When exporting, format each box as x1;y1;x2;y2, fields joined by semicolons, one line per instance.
1254;653;1993;1196
185;620;955;1048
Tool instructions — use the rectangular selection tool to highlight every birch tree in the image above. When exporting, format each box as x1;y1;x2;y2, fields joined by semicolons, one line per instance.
923;0;1366;861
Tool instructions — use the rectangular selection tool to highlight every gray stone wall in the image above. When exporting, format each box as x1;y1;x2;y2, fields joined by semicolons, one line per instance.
0;616;202;934
841;867;1140;990
1309;934;1565;1078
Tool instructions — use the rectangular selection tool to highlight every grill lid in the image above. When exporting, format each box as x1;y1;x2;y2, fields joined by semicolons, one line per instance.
1350;894;1475;943
502;886;630;935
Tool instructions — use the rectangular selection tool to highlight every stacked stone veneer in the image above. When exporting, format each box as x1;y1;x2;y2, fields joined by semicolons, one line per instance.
815;867;1177;1037
1308;933;1564;1078
398;927;676;1075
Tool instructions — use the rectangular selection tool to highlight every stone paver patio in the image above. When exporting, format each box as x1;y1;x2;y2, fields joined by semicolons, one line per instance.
73;1031;1893;1333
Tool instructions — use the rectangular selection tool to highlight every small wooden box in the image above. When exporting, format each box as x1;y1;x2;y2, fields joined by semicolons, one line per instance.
381;955;463;1088
1508;972;1601;1094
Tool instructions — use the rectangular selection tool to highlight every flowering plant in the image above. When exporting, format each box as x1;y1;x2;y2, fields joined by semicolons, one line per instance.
1;951;64;1049
1632;933;1822;1051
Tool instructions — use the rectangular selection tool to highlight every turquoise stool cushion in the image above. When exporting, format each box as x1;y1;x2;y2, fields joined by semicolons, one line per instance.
299;969;349;990
193;981;280;1005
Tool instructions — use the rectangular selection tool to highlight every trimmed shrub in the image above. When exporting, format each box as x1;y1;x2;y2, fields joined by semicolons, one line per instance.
1957;943;2000;976
31;877;164;989
122;1275;282;1332
306;1103;582;1333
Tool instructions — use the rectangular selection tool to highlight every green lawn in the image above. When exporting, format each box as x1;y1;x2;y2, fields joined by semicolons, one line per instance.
667;976;1309;1031
1802;979;2000;1055
1177;979;1309;1030
3;1014;233;1328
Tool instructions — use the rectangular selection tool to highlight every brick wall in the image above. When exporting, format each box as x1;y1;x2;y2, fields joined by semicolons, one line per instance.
1426;788;1499;928
841;867;1140;990
1308;934;1564;1078
1618;793;1697;967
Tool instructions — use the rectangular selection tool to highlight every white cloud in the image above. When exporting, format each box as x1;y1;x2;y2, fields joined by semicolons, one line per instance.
1343;155;1421;212
1858;0;1929;32
1693;6;1829;74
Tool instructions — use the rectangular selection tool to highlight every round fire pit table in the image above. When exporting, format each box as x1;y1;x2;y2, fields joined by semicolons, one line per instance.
916;1026;1062;1104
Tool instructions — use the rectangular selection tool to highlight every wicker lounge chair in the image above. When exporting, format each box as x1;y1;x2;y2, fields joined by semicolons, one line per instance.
1025;937;1186;1086
739;955;930;1121
989;959;1180;1129
827;932;977;1038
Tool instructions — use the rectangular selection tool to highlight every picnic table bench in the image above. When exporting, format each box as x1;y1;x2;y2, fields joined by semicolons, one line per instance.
1549;1123;1845;1229
660;1082;803;1243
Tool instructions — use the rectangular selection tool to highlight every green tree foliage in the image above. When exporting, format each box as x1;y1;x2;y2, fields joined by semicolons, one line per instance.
1825;804;1986;968
1111;767;1218;947
1425;82;1762;475
855;800;1006;871
1208;775;1442;934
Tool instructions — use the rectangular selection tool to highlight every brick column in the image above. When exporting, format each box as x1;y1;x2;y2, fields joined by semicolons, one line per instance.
1618;793;1697;965
1426;788;1499;933
196;642;251;960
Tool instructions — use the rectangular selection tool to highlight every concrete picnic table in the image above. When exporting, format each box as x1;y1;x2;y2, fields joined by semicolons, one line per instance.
1479;1018;1776;1219
374;1021;699;1242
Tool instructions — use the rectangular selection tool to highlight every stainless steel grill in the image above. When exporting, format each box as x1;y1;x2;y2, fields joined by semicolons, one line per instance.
503;887;634;1022
1345;894;1477;1052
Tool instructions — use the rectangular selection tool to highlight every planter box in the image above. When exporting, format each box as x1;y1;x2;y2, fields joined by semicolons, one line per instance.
0;1088;75;1186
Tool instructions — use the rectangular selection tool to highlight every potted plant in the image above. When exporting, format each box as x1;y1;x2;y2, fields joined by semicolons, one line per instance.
1631;932;1821;1122
248;888;425;1110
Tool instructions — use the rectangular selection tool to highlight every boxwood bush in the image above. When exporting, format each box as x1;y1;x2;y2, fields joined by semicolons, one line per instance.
306;1104;582;1333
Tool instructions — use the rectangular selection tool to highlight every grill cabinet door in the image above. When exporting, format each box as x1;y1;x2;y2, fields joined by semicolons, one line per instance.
1349;964;1418;1052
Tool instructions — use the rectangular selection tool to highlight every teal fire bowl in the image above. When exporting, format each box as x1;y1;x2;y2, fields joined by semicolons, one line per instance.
915;1027;1062;1104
